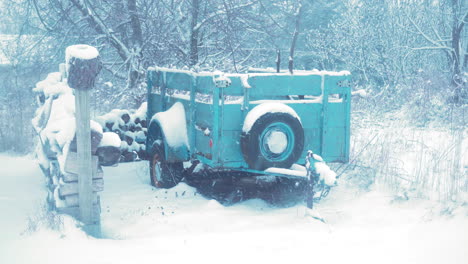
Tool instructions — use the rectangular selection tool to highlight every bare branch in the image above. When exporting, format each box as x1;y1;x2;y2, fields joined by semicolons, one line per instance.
406;10;449;50
70;0;131;61
193;1;257;32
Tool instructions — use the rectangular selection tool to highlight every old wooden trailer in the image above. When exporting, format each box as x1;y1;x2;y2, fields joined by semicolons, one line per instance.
145;67;351;191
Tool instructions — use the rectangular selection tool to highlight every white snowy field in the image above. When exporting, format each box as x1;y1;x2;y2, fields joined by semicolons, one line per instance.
0;154;467;264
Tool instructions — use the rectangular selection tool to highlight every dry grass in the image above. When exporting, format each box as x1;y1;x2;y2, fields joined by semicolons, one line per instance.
22;202;64;235
341;107;467;203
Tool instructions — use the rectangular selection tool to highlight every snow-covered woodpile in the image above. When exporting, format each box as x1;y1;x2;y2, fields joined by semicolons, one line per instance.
32;69;121;219
94;103;148;163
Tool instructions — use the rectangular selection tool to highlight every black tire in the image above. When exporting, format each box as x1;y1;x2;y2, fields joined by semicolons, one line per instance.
241;112;304;170
149;141;184;188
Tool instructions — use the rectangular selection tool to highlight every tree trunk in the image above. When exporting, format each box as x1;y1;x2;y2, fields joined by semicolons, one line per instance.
450;0;466;102
289;2;303;74
189;0;200;67
127;0;144;89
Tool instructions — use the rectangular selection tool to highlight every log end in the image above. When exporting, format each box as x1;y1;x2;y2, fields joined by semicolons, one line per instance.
66;45;101;90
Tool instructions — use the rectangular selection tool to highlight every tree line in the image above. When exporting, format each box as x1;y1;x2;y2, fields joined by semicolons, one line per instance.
0;0;466;153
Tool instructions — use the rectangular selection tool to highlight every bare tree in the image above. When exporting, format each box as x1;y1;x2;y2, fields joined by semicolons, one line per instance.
160;0;258;69
288;0;303;74
405;0;467;101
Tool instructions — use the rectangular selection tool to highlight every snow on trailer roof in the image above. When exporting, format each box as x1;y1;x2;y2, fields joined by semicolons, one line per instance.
147;66;350;78
147;66;351;98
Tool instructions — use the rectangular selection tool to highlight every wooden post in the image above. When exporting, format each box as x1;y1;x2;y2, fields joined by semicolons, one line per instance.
66;44;101;236
75;89;93;224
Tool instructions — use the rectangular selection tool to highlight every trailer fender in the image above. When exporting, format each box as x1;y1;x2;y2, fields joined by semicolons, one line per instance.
147;102;190;162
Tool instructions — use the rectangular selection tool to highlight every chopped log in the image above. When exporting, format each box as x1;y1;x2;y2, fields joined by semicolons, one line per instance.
120;150;138;162
66;47;101;90
140;119;147;128
119;124;128;132
63;165;103;182
121;113;130;124
137;148;148;160
64;152;99;174
105;121;114;131
125;134;134;146
56;204;101;223
64;193;99;207
59;179;104;196
96;145;121;166
69;127;103;154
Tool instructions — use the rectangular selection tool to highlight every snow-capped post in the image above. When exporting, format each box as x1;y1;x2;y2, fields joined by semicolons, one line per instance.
66;44;102;236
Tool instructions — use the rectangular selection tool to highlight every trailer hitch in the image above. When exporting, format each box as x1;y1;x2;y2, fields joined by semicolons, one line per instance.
305;150;334;209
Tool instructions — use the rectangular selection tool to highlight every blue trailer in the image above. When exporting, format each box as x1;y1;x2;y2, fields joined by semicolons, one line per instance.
146;67;351;189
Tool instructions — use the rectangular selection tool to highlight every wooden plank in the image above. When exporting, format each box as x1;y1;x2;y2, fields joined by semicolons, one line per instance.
343;88;351;163
56;204;101;223
63;166;103;183
75;68;94;225
324;75;350;94
221;76;243;96
320;75;328;158
165;71;194;91
212;86;220;163
195;75;244;96
195;75;216;94
248;75;323;98
59;178;104;196
64;152;99;175
64;193;99;207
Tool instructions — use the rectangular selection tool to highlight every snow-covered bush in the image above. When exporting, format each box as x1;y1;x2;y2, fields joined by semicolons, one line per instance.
400;71;458;126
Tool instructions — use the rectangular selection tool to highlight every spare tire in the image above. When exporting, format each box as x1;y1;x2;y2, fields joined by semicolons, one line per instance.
241;112;304;170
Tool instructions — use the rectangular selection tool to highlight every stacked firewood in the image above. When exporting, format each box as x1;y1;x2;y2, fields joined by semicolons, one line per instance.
32;68;149;217
95;103;148;162
32;70;120;216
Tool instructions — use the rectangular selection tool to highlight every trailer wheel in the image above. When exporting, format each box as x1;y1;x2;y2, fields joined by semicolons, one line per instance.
241;112;304;170
149;141;184;188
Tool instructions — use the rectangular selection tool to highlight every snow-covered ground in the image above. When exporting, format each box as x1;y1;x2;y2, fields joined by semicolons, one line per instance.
0;154;467;264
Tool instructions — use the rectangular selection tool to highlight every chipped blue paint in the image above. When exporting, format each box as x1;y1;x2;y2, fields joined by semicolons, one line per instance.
146;67;351;176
